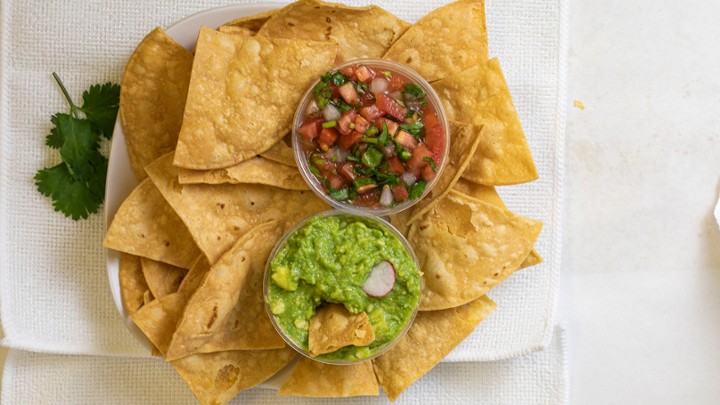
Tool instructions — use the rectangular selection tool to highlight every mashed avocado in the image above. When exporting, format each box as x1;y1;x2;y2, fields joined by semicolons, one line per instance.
267;214;421;361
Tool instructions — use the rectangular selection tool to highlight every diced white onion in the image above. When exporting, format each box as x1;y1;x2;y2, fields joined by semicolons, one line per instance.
323;147;348;163
380;185;393;207
369;77;389;94
305;100;319;115
322;104;341;121
402;172;417;185
383;143;395;158
389;90;402;100
336;148;348;163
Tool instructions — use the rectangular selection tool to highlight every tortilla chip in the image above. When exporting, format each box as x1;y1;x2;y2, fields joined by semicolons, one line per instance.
166;222;285;360
216;25;255;36
145;153;328;264
143;290;154;305
279;357;379;397
372;296;496;401
172;347;296;405
141;257;188;298
432;59;538;185
104;178;201;269
452;178;543;269
177;157;307;190
173;27;337;169
259;133;296;167
404;122;484;226
119;27;193;181
131;256;210;355
119;253;147;314
383;0;488;82
258;0;410;63
308;304;375;357
221;7;286;32
408;190;542;310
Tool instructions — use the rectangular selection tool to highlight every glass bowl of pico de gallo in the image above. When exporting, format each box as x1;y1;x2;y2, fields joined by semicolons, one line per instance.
292;58;450;216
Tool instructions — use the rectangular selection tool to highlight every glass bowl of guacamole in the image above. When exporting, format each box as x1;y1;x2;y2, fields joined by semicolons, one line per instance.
292;58;450;216
264;210;422;364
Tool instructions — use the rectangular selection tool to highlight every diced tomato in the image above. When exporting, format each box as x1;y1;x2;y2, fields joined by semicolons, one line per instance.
386;156;406;175
359;104;384;121
375;117;399;136
330;83;340;99
420;163;436;181
388;73;407;92
338;82;360;106
354;192;380;207
359;92;375;106
376;93;407;121
317;128;338;151
406;144;433;177
338;162;357;183
341;66;356;80
424;110;439;128
326;174;345;190
394;130;418;151
391;184;409;202
353;115;370;134
337;110;357;135
355;65;374;83
424;124;445;162
298;118;322;142
336;131;364;151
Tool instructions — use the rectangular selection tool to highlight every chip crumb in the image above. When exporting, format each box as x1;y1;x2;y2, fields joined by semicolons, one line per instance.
573;99;585;110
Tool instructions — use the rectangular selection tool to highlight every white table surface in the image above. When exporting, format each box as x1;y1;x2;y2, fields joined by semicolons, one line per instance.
2;0;720;403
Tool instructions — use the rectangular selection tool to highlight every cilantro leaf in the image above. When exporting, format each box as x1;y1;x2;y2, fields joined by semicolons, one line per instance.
321;71;347;86
35;163;103;220
45;114;64;149
329;187;349;201
423;156;438;172
408;180;427;199
56;113;102;181
313;82;332;109
403;84;426;99
77;82;120;139
399;121;424;138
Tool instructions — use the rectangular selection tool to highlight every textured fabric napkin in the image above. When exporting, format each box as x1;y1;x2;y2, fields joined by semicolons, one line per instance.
0;0;567;361
0;327;567;404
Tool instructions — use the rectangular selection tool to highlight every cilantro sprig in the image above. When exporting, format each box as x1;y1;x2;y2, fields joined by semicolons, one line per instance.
34;73;120;220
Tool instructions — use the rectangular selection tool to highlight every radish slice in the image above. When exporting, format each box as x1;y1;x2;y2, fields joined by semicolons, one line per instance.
363;261;396;297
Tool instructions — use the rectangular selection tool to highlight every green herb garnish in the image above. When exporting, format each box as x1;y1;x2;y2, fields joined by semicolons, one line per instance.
399;121;424;138
329;187;349;201
322;71;347;86
423;156;437;172
408;180;427;199
313;82;332;109
361;147;384;168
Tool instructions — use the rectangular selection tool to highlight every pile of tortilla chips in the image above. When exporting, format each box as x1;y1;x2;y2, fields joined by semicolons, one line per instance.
104;0;544;403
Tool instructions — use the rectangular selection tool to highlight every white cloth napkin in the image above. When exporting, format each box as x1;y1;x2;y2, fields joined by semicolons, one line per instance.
0;327;567;404
0;0;567;362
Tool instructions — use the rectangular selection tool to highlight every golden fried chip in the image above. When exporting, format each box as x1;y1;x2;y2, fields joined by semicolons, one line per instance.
131;256;210;355
452;178;543;269
177;157;307;190
258;0;409;63
104;178;201;269
432;59;538;185
308;304;375;357
166;222;286;360
173;27;337;169
408;190;542;310
259;133;296;167
279;357;379;397
372;296;496;401
146;153;328;264
141;257;188;298
172;347;296;405
221;7;286;32
383;0;488;82
119;27;193;181
119;253;147;314
216;25;255;36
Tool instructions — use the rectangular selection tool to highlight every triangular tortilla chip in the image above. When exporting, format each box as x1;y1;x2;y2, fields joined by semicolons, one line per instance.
119;253;147;314
172;347;297;405
173;27;337;169
104;178;201;268
258;0;410;63
177;157;307;190
166;222;285;360
372;296;496;401
119;27;193;181
216;25;255;36
408;190;542;310
383;0;488;82
279;357;379;397
221;7;287;32
452;178;543;269
259;133;296;167
308;304;375;357
145;153;328;264
131;255;210;355
432;59;538;185
141;257;188;299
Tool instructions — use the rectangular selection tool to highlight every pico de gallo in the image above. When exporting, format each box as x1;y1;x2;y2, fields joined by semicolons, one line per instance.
296;63;446;208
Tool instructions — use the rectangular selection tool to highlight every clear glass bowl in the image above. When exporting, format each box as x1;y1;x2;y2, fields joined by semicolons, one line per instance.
263;210;421;364
292;58;450;216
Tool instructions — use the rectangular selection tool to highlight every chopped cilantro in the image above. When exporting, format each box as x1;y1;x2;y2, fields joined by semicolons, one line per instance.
408;180;427;199
322;71;347;86
403;84;426;99
331;99;352;112
399;121;424;138
361;147;384;168
313;82;332;109
378;121;390;146
423;156;437;172
329;187;349;201
365;126;378;136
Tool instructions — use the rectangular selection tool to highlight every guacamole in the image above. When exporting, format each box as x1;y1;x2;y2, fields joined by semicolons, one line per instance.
266;214;421;361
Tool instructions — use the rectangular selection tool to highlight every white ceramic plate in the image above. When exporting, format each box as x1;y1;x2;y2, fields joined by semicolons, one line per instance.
103;3;298;387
